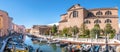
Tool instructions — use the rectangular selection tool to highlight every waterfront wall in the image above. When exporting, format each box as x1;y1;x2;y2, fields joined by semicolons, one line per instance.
33;34;120;44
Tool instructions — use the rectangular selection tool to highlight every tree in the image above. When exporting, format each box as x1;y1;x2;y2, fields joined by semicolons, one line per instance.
70;26;79;38
62;27;69;37
104;23;116;38
90;24;101;38
72;26;79;35
90;29;96;38
67;27;73;37
94;24;101;35
51;24;57;35
58;30;62;36
84;29;90;37
104;23;112;34
79;24;86;36
79;23;90;38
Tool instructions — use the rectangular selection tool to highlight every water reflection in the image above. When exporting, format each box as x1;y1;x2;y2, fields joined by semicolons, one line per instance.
51;44;57;52
24;35;63;52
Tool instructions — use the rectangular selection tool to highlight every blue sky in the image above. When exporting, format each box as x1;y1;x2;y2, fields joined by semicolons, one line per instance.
0;0;120;28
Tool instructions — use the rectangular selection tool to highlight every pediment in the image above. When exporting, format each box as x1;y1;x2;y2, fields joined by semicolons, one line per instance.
68;4;83;11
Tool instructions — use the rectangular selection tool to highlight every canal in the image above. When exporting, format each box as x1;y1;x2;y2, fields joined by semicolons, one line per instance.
24;35;65;52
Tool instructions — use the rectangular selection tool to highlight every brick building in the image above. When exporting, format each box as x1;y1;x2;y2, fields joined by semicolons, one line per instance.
0;10;12;37
59;4;119;33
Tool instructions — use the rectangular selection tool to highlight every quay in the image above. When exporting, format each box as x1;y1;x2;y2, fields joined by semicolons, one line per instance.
33;35;120;46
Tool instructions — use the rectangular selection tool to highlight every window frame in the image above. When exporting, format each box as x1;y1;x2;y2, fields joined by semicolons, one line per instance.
73;11;78;17
84;20;91;24
105;19;112;23
94;19;101;24
96;11;103;15
105;11;112;15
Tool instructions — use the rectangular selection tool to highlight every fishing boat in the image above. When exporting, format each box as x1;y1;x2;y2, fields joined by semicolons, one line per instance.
5;35;29;52
6;43;29;52
31;38;47;43
47;40;60;44
59;42;68;47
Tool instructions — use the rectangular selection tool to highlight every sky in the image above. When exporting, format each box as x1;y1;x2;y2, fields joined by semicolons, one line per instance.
0;0;120;28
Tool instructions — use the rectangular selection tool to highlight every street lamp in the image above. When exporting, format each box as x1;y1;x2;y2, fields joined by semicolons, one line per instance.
91;37;93;52
95;30;98;43
105;32;109;52
95;30;98;39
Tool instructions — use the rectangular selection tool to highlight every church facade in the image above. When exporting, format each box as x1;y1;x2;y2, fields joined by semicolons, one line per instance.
59;4;119;33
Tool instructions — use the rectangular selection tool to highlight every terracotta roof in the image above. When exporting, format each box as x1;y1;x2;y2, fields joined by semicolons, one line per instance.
88;8;118;11
59;19;68;23
85;15;118;19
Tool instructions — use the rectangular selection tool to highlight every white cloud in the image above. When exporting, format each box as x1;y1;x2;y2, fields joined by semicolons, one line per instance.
48;23;59;26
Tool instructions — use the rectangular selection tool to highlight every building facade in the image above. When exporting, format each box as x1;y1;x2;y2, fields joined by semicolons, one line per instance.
18;25;26;34
30;25;51;35
0;10;12;37
25;28;31;34
12;24;26;34
59;4;119;33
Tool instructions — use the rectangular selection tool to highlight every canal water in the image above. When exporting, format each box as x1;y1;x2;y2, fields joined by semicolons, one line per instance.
24;35;65;52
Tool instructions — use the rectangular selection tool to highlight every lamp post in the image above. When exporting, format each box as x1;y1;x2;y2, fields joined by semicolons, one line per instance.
95;30;98;43
91;37;93;52
105;32;109;52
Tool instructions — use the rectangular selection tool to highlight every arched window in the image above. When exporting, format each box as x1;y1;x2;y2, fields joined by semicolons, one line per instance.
73;11;78;17
96;11;103;15
105;19;112;23
84;20;91;24
87;12;94;17
105;11;112;15
94;19;101;24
